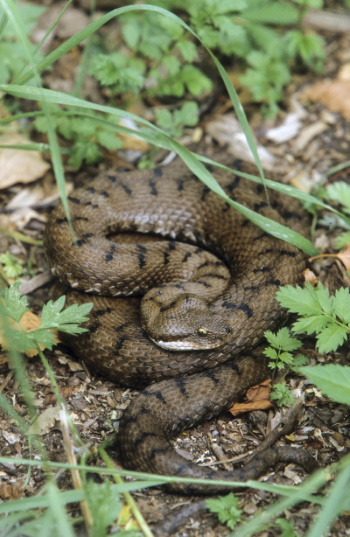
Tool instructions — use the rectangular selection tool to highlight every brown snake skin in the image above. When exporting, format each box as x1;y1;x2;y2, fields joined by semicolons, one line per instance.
44;158;318;492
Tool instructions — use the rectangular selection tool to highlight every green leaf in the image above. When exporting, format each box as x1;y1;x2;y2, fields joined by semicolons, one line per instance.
206;493;242;530
4;327;36;353
180;64;212;96
292;314;330;336
25;328;57;351
298;365;350;405
314;284;334;316
334;231;350;249
327;181;350;215
2;281;29;322
292;354;308;368
263;347;279;361
161;54;180;75
96;129;123;151
154;108;173;131
0;252;23;279
243;2;298;24
264;327;302;351
316;324;348;354
85;480;123;535
276;284;324;317
176;39;197;62
279;351;294;365
270;384;295;407
275;517;299;537
174;101;199;126
40;296;93;335
333;287;350;324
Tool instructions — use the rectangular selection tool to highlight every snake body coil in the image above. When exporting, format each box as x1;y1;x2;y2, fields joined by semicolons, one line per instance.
44;159;317;492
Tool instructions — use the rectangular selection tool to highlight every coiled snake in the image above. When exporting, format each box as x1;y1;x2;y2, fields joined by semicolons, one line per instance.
44;158;317;493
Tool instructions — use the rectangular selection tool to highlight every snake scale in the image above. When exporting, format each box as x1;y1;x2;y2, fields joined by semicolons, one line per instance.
44;157;318;493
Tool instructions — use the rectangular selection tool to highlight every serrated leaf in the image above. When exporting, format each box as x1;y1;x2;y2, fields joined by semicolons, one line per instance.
96;129;123;151
298;365;350;405
270;383;295;407
0;253;23;279
316;324;348;353
327;181;350;214
176;39;197;62
292;354;308;368
181;65;212;96
85;481;123;535
162;54;180;75
277;284;324;317
40;297;92;335
263;347;278;360
333;287;350;324
292;314;330;335
174;101;198;127
334;231;350;249
3;282;29;322
264;327;301;351
26;328;57;351
279;351;294;365
264;330;278;347
206;493;242;530
5;327;35;353
315;284;334;316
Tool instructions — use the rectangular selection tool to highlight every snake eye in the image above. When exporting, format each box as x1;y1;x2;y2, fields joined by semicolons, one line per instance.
197;327;208;337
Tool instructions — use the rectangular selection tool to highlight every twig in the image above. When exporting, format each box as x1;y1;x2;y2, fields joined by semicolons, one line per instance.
152;500;207;537
247;400;304;461
60;410;93;532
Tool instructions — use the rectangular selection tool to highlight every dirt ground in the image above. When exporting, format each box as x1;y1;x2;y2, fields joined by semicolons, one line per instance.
1;1;350;536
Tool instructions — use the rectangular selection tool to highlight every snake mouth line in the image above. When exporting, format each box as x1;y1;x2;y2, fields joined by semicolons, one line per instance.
150;337;223;351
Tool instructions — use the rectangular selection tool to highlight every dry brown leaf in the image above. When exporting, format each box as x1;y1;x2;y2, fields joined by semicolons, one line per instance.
228;379;273;416
0;482;25;500
304;268;319;286
309;245;350;273
337;245;350;271
58;355;84;372
302;80;350;120
0;134;50;190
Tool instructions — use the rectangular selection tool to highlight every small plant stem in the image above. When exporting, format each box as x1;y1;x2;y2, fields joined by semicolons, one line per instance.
0;227;43;246
309;253;341;262
38;348;84;446
99;447;155;537
60;410;93;533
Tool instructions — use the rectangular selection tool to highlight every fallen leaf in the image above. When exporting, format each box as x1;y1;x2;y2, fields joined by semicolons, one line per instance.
337;245;350;271
309;245;350;272
0;134;50;189
27;406;61;435
205;114;276;170
58;355;84;372
0;482;25;500
2;430;21;445
302;80;350;120
229;379;273;416
229;399;273;416
304;268;319;286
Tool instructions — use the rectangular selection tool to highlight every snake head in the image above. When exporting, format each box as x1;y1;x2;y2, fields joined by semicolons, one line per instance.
140;293;232;351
